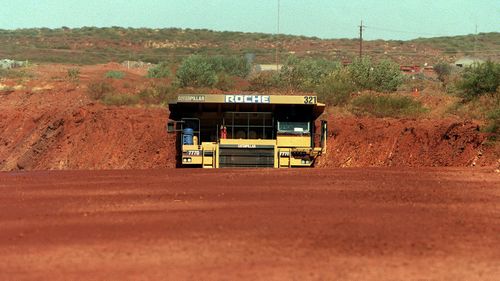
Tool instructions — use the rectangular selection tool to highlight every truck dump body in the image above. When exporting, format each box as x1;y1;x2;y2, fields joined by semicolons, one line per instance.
168;94;327;168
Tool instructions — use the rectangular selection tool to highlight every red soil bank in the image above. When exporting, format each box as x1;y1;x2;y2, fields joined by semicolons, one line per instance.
322;117;495;168
0;102;496;170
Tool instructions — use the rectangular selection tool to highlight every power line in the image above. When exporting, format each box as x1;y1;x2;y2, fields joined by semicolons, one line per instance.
365;25;445;37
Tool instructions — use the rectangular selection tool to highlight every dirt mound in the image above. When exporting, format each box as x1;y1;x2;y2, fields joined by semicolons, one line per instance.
0;104;176;170
1;108;496;170
0;63;177;171
321;117;496;167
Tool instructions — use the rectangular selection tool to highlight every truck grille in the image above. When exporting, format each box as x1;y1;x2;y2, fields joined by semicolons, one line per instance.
219;147;274;168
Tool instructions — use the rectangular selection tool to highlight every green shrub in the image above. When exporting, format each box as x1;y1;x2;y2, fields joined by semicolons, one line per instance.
484;108;500;140
247;72;280;91
214;72;235;91
348;57;403;92
67;68;80;81
101;94;139;106
279;56;340;91
146;62;171;78
458;61;500;99
0;68;34;79
350;94;427;118
347;57;373;90
138;84;176;104
176;55;218;87
397;74;438;92
315;68;354;106
209;55;251;78
433;62;452;82
87;81;115;100
446;93;499;120
105;70;125;79
370;60;404;92
175;54;252;88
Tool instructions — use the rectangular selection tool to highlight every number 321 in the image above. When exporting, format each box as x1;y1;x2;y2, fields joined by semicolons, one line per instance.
303;96;317;104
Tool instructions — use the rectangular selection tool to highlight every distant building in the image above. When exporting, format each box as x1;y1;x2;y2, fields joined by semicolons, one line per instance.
121;60;152;68
254;64;283;73
0;59;27;69
454;57;485;68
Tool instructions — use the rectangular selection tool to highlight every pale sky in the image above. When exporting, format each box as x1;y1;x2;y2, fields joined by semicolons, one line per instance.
0;0;498;40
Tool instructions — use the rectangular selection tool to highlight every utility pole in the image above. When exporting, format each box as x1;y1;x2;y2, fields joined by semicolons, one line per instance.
359;20;365;58
275;0;280;71
474;24;478;55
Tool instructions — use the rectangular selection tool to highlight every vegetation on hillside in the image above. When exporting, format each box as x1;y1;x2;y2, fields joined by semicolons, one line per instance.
146;62;171;78
350;94;427;118
245;56;403;96
0;27;498;65
1;27;497;139
458;61;499;99
175;55;250;88
87;80;176;106
105;70;125;79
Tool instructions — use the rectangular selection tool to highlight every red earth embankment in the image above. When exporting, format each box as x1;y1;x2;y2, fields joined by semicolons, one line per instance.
0;104;176;170
1;102;496;170
0;63;176;170
322;117;496;168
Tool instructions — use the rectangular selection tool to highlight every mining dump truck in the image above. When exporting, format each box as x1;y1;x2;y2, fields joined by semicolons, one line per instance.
167;94;327;168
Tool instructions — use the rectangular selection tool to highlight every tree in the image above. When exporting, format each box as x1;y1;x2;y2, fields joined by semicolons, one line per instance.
315;68;355;106
347;57;374;90
433;62;452;83
348;57;403;92
209;55;251;78
279;56;340;91
459;61;500;99
147;62;171;78
176;55;217;87
370;60;404;92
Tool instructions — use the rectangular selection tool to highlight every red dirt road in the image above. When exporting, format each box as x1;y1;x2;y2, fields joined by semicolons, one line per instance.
1;168;499;280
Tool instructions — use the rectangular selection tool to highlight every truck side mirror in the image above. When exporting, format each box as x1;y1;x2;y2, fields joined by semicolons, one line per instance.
167;120;176;133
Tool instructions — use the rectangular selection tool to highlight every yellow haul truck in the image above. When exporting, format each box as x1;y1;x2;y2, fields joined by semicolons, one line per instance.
167;94;327;168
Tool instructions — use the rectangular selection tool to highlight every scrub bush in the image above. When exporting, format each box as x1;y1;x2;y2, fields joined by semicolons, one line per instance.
350;94;427;118
87;81;115;100
101;94;139;106
138;84;176;104
67;68;80;81
348;57;403;92
458;61;500;100
146;62;171;78
315;68;354;106
105;70;125;79
176;55;218;87
279;56;340;92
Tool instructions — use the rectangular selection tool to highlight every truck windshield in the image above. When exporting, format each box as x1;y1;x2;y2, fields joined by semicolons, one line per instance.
277;122;310;134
